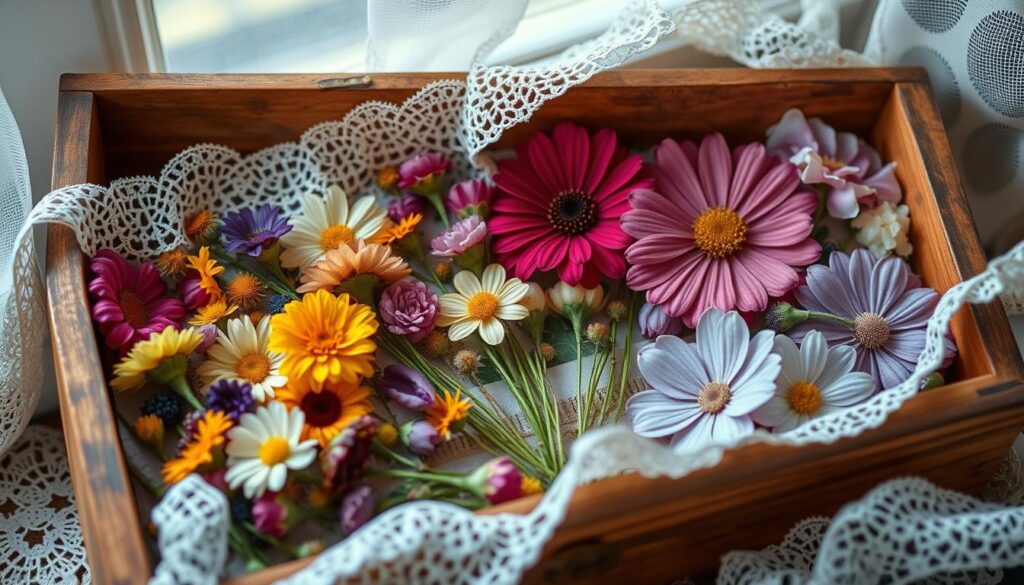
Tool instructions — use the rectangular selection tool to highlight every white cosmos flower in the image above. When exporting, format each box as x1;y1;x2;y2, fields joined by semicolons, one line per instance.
225;401;318;498
751;330;874;433
279;185;392;270
197;314;286;402
437;264;530;345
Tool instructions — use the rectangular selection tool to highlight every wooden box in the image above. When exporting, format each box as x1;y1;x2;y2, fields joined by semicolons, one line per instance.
47;69;1024;585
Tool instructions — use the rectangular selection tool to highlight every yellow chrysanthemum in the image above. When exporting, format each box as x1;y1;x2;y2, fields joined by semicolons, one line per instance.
112;327;204;392
161;410;233;484
296;241;412;295
425;388;472;440
188;299;239;326
268;289;378;388
277;380;374;447
373;213;423;246
186;246;224;302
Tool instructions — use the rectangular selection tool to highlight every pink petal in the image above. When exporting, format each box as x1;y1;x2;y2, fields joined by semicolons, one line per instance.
553;122;590;191
735;163;802;222
736;249;800;297
592;154;646;202
526;131;568;194
653;139;706;218
583;129;617;194
697;134;732;208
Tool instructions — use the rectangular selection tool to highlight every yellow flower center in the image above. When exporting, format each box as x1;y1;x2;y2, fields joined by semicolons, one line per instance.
466;291;500;320
117;290;150;328
692;207;747;258
697;381;731;414
185;210;215;238
787;380;823;415
236;352;271;384
320;224;354;251
853;312;891;350
227;274;264;309
258;436;291;465
820;156;847;172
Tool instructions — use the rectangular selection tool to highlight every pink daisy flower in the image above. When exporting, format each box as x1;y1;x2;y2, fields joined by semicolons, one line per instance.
622;133;821;327
88;249;186;354
490;121;654;287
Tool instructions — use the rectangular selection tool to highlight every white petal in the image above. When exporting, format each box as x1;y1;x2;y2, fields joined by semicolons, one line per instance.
478;319;505;345
481;264;506;292
820;371;874;407
816;343;857;389
799;330;828;383
267;464;288;493
453;270;482;297
772;334;802;387
750;394;793;428
696;309;749;382
447;320;479;341
627;391;703;438
495;304;528;321
636;336;708;399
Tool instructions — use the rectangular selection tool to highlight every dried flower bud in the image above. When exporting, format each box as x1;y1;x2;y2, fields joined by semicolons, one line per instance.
156;247;189;279
920;371;944;390
638;302;684;340
420;330;452;359
451;349;481;374
764;302;810;333
376;165;399;190
606;300;627;321
434;262;452;281
519;282;546;312
585;322;610;345
539;342;557;362
377;422;399;446
546;282;605;319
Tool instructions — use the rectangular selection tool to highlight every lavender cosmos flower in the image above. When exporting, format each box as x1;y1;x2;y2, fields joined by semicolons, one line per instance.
766;108;901;219
446;178;493;219
469;456;524;505
788;249;954;391
221;204;292;257
638;302;685;340
627;308;780;452
387;193;426;223
401;419;442;455
431;216;487;257
205;379;256;422
378;280;440;343
322;416;377;497
379;365;435;411
397;152;451;192
340;485;374;533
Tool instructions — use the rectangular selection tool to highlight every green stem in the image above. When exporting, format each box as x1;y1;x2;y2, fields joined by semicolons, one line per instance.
169;376;203;411
425;192;450;227
572;315;585;436
372;439;421;469
614;293;641;421
807;310;856;329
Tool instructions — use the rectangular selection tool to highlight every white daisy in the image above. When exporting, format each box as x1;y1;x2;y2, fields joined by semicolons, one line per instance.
225;401;318;498
197;314;287;402
437;264;529;345
279;185;392;270
751;330;875;433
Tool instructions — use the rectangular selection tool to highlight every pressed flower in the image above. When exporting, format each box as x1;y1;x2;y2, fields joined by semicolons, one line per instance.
279;185;392;270
447;178;493;219
184;209;219;243
221;204;292;257
225;273;266;312
112;327;204;392
373;213;422;247
224;401;318;498
626;309;780;451
766;108;901;219
188;299;238;326
89;249;186;354
205;379;257;422
378;364;435;410
638;302;684;340
162;410;233;484
297;241;411;300
198;314;287;402
321;416;377;497
378;280;439;343
751;330;874;432
186;246;224;303
622;133;821;327
276;380;374;447
425;388;472;439
268;289;378;388
788;249;955;390
490;121;654;287
437;263;529;345
400;419;442;455
340;485;374;533
156;247;190;279
397;152;450;192
387;193;425;223
850;201;913;258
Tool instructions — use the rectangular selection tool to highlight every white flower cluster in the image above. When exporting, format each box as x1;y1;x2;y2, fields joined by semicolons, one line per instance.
851;201;913;258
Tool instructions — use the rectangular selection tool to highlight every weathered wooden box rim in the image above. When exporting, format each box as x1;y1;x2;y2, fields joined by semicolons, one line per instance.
46;69;1024;585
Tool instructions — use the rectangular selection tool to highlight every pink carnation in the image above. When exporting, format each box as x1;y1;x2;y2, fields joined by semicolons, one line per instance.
397;152;451;190
431;216;487;257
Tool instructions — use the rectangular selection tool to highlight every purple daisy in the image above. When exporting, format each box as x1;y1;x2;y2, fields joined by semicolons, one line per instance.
221;204;292;257
789;249;955;391
205;380;256;422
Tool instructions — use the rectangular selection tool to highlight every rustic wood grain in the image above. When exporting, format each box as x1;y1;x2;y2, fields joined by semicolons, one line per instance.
47;91;152;584
46;69;1024;585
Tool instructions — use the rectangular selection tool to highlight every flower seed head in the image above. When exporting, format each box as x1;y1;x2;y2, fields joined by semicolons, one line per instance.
452;349;481;374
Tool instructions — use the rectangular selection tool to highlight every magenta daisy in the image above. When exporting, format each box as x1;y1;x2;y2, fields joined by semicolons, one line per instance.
88;249;186;354
490;121;654;287
621;133;821;327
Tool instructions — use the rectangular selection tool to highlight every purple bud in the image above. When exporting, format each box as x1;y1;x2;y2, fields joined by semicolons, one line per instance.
468;456;523;505
340;484;374;533
179;276;210;310
387;193;426;223
638;302;684;340
378;365;435;411
401;419;442;456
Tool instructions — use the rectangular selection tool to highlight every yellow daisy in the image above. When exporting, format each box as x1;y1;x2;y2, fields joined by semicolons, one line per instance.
437;263;530;345
276;380;374;447
198;314;287;402
186;246;224;302
162;410;233;484
112;327;204;392
373;213;423;246
296;241;412;295
188;299;238;326
279;185;392;271
268;289;378;388
425;388;472;440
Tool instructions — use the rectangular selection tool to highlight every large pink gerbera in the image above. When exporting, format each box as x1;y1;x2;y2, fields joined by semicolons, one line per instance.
622;133;821;327
89;249;186;354
490;121;654;287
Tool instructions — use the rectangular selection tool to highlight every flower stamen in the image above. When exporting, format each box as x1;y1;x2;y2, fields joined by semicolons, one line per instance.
320;224;354;251
697;381;731;414
117;290;150;328
300;390;343;428
547;190;597;235
692;207;747;258
236;352;271;384
787;380;822;415
853;312;890;350
466;292;500;320
258;436;291;465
